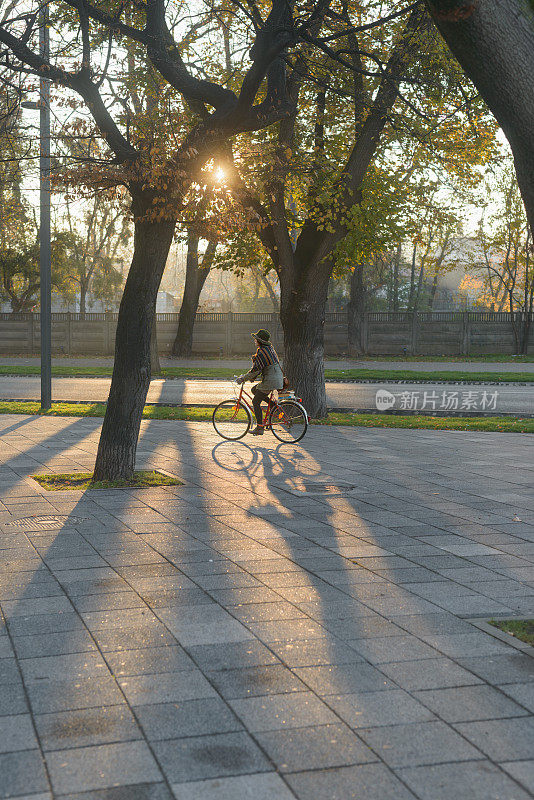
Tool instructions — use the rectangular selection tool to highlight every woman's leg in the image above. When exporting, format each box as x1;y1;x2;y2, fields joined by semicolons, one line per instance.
251;386;269;425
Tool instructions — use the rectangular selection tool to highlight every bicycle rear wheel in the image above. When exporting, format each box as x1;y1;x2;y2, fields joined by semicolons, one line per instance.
212;399;252;440
269;399;308;443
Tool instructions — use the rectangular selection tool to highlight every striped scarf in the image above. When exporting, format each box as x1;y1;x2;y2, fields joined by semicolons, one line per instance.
252;343;280;371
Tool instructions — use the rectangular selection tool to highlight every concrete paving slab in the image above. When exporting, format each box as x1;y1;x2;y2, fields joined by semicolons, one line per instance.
0;714;38;753
454;717;534;761
227;691;339;731
327;688;436;728
0;416;533;798
0;750;49;798
135;698;243;741
45;741;162;794
456;654;534;685
499;682;534;712
26;676;125;714
500;761;534;795
118;671;217;705
153;731;271;783
398;761;534;800
414;684;530;722
358;720;482;767
34;705;142;751
285;762;419;800
170;773;298;800
62;785;173;800
206;664;308;699
184;641;280;672
254;723;376;772
0;682;29;716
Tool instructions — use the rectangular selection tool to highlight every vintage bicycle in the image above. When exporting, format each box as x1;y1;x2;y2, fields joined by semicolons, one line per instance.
212;379;308;443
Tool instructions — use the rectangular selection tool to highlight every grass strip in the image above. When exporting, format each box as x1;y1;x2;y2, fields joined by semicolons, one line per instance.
32;470;183;491
340;354;534;363
0;365;235;378
0;364;533;383
325;369;534;383
490;619;534;646
313;412;534;433
0;401;532;433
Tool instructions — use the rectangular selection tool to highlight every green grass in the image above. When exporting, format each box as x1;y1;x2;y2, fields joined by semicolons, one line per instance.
352;354;534;363
325;369;534;383
0;365;236;378
0;401;532;433
313;412;534;433
0;401;214;421
32;470;183;491
1;364;533;383
490;619;534;646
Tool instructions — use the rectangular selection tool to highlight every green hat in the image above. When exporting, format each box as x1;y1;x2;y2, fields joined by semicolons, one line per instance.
252;329;271;344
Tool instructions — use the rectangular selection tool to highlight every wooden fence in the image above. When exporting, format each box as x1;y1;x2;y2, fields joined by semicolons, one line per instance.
0;311;531;355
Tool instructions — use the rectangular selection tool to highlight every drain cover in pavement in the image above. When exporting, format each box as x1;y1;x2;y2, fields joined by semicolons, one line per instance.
4;515;89;530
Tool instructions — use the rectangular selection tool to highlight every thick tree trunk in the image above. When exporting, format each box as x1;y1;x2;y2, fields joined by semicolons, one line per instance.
426;0;534;236
347;262;366;355
280;267;330;418
93;212;175;481
172;234;215;357
150;325;161;375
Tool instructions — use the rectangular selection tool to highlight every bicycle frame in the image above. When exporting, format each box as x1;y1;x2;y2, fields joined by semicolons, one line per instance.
213;380;308;442
232;382;279;428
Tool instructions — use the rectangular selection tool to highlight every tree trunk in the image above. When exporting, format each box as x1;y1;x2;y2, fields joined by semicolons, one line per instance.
93;212;175;481
347;262;366;355
392;241;401;311
414;259;425;311
262;273;279;310
150;324;161;375
407;244;417;310
80;280;88;315
520;313;532;354
511;310;521;355
172;234;215;357
280;267;330;418
429;268;440;309
425;0;534;237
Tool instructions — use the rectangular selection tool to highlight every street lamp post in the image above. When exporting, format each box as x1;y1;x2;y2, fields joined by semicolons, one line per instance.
21;6;51;410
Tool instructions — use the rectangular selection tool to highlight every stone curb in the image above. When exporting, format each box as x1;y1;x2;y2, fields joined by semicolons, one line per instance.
467;617;534;656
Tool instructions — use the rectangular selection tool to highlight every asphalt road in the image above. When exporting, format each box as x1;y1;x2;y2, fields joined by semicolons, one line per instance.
1;375;532;415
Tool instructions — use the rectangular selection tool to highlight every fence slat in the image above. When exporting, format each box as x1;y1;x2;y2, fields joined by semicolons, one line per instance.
0;311;531;355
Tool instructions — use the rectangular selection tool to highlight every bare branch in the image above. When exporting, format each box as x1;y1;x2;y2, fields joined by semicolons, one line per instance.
145;0;237;113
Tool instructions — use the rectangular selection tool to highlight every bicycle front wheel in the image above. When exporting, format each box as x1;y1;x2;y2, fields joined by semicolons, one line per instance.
269;399;308;443
212;399;252;440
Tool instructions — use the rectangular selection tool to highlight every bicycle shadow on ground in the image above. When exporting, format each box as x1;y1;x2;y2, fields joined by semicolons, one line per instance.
209;433;404;695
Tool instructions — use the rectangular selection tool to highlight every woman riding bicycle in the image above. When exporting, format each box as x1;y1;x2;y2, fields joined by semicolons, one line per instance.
236;329;283;435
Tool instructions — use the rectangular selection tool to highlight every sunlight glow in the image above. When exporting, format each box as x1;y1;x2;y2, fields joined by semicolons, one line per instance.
213;166;226;183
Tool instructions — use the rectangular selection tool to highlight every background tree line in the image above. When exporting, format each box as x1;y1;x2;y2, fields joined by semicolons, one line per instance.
0;0;533;479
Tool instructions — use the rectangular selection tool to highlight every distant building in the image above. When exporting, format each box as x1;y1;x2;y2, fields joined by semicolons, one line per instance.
429;236;502;310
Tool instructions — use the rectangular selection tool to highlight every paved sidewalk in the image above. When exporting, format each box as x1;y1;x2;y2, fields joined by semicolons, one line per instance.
1;356;533;372
0;416;533;799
